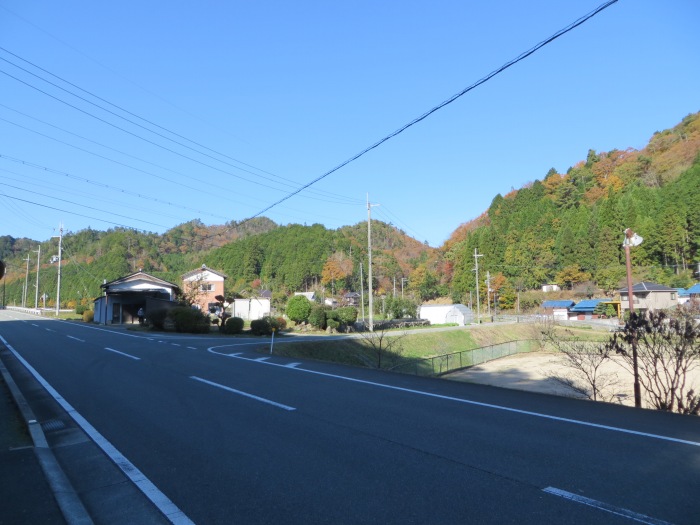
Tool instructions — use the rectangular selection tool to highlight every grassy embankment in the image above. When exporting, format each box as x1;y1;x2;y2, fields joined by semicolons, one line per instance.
271;322;613;369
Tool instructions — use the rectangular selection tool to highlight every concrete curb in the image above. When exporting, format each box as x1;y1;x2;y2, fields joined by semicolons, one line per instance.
0;356;94;525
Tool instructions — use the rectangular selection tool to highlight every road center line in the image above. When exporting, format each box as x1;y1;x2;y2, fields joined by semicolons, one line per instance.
104;347;140;360
190;376;296;411
67;335;85;342
206;345;700;448
543;487;673;525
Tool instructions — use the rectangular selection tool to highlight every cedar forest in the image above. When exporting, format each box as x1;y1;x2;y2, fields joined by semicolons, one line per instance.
2;111;700;313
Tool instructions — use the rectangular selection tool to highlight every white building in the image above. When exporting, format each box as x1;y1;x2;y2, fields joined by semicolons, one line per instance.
419;304;473;326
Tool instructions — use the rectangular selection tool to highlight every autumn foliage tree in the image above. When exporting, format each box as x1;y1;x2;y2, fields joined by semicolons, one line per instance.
321;252;353;295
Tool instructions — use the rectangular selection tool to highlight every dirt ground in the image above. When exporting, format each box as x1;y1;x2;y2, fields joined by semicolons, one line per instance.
445;351;700;408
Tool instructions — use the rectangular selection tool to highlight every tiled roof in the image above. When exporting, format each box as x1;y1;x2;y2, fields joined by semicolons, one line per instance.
570;299;606;312
618;281;676;293
541;300;575;308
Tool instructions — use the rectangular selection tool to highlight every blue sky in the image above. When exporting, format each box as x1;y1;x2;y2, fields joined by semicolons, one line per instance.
0;1;698;247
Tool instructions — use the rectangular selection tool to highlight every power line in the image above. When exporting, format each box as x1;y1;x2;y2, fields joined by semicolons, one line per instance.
242;0;619;220
0;48;363;205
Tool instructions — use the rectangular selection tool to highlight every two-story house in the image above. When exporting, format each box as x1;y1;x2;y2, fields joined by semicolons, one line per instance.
618;282;677;314
182;265;227;313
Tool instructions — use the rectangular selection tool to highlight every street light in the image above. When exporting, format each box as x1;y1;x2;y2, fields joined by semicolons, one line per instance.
623;228;643;408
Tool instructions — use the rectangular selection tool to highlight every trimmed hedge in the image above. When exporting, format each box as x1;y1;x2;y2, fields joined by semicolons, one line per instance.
222;316;244;334
168;306;210;333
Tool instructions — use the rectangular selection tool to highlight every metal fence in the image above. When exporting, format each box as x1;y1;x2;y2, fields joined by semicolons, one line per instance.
390;340;539;377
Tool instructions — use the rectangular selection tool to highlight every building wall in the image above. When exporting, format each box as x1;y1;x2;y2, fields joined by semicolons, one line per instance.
183;270;225;312
230;298;271;320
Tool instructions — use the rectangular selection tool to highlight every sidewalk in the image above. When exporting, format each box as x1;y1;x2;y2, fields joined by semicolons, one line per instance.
0;365;67;524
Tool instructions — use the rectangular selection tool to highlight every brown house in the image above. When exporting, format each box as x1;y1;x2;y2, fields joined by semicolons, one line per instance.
182;265;227;313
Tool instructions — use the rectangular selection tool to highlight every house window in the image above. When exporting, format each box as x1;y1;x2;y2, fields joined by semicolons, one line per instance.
671;292;676;300
200;283;214;292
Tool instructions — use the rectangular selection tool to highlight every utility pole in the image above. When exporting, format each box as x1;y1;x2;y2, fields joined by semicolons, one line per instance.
473;249;483;323
34;245;41;309
486;270;491;318
360;259;365;323
623;228;643;409
367;194;379;332
22;255;30;308
54;223;63;316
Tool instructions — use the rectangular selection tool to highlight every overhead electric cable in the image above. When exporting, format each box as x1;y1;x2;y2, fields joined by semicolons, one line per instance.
0;51;361;204
0;193;157;231
0;182;168;228
0;66;300;195
0;154;228;220
244;0;619;221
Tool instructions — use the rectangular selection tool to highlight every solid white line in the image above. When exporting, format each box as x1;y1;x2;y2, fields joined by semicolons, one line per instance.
543;487;674;525
104;347;140;360
0;335;193;525
206;345;700;448
190;376;296;411
66;335;85;342
285;363;301;368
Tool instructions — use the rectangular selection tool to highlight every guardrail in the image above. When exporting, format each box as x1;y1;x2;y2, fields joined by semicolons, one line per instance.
5;306;43;315
390;340;539;377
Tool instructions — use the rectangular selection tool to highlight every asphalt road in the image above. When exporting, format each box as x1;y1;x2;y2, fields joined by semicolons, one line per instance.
1;310;699;525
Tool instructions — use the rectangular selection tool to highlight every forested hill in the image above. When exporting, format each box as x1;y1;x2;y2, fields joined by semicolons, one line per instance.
1;111;699;310
0;216;436;308
443;111;700;306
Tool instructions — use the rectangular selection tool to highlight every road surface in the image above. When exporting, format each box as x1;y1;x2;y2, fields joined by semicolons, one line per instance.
1;310;699;524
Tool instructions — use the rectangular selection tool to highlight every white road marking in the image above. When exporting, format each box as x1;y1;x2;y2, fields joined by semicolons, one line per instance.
186;346;197;350
171;343;181;347
45;328;55;332
543;487;674;525
190;376;296;411
31;323;39;327
0;335;193;525
104;347;140;360
206;345;700;448
67;335;85;342
285;363;301;368
255;357;270;362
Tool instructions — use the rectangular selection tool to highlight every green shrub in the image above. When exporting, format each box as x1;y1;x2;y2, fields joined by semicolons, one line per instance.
327;318;340;331
250;317;272;336
148;308;169;330
309;305;329;329
222;316;244;334
82;309;94;323
249;316;286;336
168;306;210;334
75;305;87;315
335;306;358;325
286;295;312;323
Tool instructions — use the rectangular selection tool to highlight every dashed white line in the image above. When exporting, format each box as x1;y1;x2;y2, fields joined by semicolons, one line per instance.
0;335;193;525
31;323;39;327
186;346;197;350
45;328;55;332
206;345;700;448
190;376;296;411
171;343;181;347
543;487;673;525
104;347;140;360
67;335;85;342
